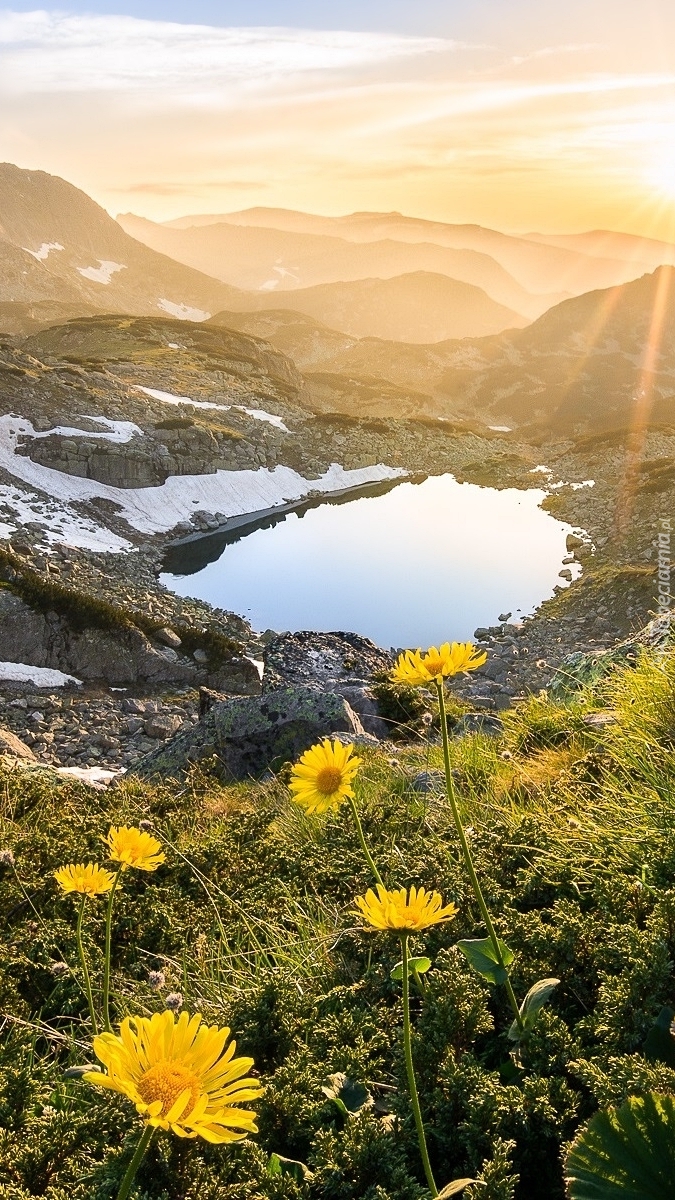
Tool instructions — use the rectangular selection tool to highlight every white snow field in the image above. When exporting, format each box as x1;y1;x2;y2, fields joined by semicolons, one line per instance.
157;299;210;321
76;260;125;284
0;662;82;687
0;414;404;548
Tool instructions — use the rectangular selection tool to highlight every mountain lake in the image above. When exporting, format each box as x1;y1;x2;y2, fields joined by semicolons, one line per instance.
161;473;585;648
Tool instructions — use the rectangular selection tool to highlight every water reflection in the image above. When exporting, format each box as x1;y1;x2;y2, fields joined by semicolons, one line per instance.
161;474;581;648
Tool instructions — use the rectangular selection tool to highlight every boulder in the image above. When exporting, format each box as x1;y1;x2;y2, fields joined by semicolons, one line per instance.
208;656;261;696
132;685;365;780
452;712;504;738
263;631;392;692
0;727;36;760
339;685;390;739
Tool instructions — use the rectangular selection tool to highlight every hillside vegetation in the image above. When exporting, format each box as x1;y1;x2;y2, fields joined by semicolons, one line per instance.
2;647;675;1198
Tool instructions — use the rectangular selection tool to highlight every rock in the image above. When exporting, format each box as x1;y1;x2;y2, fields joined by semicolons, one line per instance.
208;656;261;696
143;715;183;739
409;769;446;793
263;630;392;696
198;686;227;716
0;592;197;686
193;649;208;664
132;685;365;780
0;727;36;760
155;627;182;649
338;685;389;739
566;533;585;550
498;612;512;623
453;712;504;738
581;710;618;729
558;568;573;582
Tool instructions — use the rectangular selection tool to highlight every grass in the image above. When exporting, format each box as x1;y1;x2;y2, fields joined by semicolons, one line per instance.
3;649;675;1197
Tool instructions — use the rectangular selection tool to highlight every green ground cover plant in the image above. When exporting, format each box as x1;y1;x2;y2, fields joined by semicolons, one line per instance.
2;646;675;1197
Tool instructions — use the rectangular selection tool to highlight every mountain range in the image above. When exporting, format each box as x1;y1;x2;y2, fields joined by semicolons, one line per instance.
1;163;675;437
167;205;666;297
211;267;675;435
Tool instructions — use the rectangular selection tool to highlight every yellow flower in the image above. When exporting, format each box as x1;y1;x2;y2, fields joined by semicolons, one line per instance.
354;884;458;932
54;863;116;896
289;739;361;815
83;1009;262;1144
104;825;165;872
391;642;487;688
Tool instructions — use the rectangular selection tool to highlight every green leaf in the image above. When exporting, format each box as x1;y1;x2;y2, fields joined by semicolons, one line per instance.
437;1180;478;1198
391;956;432;981
457;937;514;985
643;1007;675;1068
266;1153;313;1181
508;977;560;1041
321;1072;371;1114
566;1092;675;1199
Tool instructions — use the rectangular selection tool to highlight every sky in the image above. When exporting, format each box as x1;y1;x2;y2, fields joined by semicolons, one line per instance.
2;2;675;236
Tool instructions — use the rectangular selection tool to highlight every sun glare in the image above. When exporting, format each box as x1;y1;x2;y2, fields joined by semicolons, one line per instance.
647;161;675;198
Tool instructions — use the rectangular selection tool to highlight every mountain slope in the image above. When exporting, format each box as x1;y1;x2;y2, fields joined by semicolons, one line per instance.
528;229;675;271
209;206;654;298
0;163;249;326
213;268;675;435
118;211;550;318
207;271;526;343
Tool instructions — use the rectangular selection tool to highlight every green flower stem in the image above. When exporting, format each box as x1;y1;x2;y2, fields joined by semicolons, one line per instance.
75;896;98;1036
116;1125;155;1200
436;679;524;1034
346;794;383;886
400;933;438;1198
102;867;122;1033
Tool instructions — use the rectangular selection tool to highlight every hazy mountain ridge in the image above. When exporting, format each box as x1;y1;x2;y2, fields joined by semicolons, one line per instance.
118;210;555;319
185;205;658;297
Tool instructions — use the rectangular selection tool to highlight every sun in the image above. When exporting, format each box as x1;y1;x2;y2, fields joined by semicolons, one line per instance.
643;139;675;200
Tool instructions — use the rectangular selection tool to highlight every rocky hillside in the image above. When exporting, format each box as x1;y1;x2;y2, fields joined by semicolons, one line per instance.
0;163;250;328
213;267;675;436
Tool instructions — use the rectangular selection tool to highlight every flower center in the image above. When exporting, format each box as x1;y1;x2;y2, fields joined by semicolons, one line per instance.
315;765;344;795
137;1061;200;1118
424;657;444;677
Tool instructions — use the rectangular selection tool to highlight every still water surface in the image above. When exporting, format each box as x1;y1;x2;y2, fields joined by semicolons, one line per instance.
161;474;581;648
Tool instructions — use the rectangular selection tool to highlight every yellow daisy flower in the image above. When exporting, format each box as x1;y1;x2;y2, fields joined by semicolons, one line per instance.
354;884;458;932
54;863;116;896
83;1009;262;1144
104;825;165;872
289;739;362;815
391;642;487;688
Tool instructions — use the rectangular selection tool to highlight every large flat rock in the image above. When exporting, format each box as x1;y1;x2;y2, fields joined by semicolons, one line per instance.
132;684;365;780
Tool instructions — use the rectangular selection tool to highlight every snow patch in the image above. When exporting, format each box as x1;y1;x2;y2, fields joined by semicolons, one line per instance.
0;479;132;553
157;299;210;322
137;386;230;413
28;416;142;444
0;414;405;542
138;388;289;432
23;242;64;262
237;406;290;432
0;662;82;687
77;260;125;285
56;766;124;788
489;425;512;432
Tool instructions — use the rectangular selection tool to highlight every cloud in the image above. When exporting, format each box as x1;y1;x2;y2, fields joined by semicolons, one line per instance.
118;179;268;194
0;11;455;100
